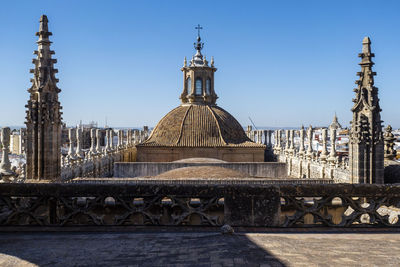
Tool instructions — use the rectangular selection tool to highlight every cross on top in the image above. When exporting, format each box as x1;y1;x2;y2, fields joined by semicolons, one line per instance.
195;24;203;37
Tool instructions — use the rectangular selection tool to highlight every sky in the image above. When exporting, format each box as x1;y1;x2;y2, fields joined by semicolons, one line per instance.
0;0;400;128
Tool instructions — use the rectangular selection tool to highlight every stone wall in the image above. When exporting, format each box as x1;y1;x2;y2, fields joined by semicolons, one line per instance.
114;162;287;178
136;147;266;162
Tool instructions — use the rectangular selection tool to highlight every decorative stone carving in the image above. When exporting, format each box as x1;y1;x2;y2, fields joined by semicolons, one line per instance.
25;15;62;181
349;37;384;184
298;126;305;157
306;126;314;160
95;129;102;153
75;128;84;159
320;128;328;163
328;127;337;166
67;128;76;160
0;127;15;177
384;125;397;160
285;130;290;154
89;128;96;156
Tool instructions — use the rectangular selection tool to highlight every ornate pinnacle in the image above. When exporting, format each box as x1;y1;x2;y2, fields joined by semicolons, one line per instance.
29;15;60;94
36;15;52;44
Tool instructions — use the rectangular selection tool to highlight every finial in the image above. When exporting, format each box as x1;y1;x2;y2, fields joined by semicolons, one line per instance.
36;15;52;43
195;24;203;38
194;24;204;52
203;55;208;66
39;15;49;32
362;36;371;54
184;56;187;67
211;56;214;67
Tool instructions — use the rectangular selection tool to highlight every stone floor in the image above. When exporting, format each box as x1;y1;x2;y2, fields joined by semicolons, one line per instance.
0;229;400;266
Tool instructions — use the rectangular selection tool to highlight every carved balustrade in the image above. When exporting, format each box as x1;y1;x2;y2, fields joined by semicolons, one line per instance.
60;127;146;181
272;126;350;182
0;183;399;228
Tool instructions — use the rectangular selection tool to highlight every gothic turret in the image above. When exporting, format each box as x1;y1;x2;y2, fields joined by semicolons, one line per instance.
349;37;384;184
25;15;62;181
180;25;218;105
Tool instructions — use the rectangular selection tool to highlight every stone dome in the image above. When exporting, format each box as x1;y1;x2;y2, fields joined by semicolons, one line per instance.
139;104;264;148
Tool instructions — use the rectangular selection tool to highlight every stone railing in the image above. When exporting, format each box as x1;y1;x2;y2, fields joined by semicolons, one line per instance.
0;183;399;228
60;128;145;180
245;126;274;148
272;126;351;182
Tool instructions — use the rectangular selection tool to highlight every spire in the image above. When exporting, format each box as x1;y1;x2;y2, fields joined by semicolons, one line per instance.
29;14;60;94
349;36;384;184
37;15;52;44
25;15;62;181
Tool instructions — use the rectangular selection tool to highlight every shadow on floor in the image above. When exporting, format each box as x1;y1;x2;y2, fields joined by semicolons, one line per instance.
0;231;287;266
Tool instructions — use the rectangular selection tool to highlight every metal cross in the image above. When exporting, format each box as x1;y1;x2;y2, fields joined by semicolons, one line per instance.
195;24;203;37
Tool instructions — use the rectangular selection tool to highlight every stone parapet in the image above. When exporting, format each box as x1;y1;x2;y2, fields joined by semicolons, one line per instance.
0;183;399;227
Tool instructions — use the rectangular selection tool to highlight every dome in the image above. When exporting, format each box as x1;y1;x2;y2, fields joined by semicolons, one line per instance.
139;104;264;148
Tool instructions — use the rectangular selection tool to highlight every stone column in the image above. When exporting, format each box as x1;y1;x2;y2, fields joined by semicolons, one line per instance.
268;130;272;148
277;130;282;151
298;126;305;157
328;127;337;166
306;125;313;160
68;128;76;160
285;130;290;154
105;129;110;152
75;127;83;159
95;129;101;153
90;128;96;155
108;129;114;150
0;127;13;176
289;130;295;153
118;130;124;149
320;128;328;163
127;129;132;147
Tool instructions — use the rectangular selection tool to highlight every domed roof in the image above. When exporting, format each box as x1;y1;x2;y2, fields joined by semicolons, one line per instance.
139;104;265;148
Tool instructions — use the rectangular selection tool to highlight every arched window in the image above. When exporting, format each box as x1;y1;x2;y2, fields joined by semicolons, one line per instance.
206;78;211;94
186;77;191;94
195;78;202;95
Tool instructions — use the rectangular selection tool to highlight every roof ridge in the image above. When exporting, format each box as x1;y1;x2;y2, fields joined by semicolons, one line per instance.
176;105;192;145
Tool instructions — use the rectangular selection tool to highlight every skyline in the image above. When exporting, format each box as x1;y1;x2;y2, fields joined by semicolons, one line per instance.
1;0;400;128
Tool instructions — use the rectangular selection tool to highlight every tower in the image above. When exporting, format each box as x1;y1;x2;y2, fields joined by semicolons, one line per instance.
349;37;384;184
25;15;62;181
180;24;218;105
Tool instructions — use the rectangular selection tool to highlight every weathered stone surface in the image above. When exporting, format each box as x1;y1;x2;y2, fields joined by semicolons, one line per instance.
114;162;287;178
224;186;280;227
25;15;62;181
349;37;384;184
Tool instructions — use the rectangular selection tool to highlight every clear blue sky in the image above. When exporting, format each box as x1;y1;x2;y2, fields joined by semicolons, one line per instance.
1;0;399;128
